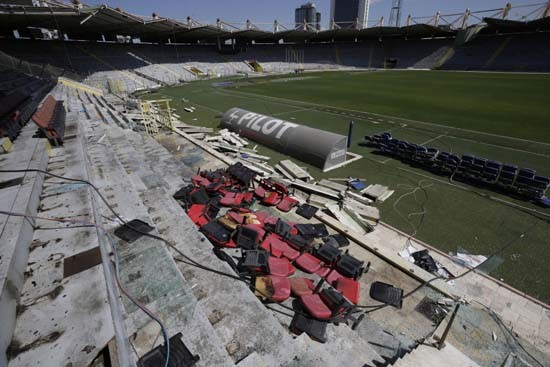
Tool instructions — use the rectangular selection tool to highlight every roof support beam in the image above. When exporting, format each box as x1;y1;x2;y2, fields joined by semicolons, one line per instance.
80;10;98;25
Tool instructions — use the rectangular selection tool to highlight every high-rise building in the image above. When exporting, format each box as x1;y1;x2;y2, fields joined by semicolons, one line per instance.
295;2;321;31
330;0;370;29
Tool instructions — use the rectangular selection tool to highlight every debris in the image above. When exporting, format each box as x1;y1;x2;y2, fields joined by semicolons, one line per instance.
291;180;341;200
451;252;488;268
274;164;295;181
343;199;380;222
345;190;374;205
318;179;348;193
326;203;367;235
279;159;313;181
347;178;367;191
361;184;395;202
369;282;403;309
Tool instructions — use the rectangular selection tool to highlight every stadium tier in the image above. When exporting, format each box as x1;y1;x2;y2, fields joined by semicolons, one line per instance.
2;2;550;367
2;32;550;94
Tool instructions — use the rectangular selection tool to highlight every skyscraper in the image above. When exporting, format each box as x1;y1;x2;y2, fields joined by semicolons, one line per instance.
330;0;370;29
295;3;321;31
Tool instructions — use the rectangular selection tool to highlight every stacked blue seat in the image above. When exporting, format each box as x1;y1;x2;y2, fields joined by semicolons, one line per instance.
361;132;550;206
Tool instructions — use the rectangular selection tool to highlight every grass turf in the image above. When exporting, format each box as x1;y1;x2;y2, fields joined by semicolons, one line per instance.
143;70;550;303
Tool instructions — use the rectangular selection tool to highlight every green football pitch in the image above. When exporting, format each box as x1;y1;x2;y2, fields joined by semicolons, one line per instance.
143;70;550;303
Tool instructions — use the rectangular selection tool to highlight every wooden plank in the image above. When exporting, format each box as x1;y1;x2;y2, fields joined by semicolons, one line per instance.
280;159;312;181
238;157;276;174
314;211;456;299
308;194;338;208
318;179;348;193
172;127;235;166
290;180;340;199
326;203;366;235
274;164;295;180
209;143;264;158
177;127;213;134
343;200;380;222
188;133;205;140
362;184;394;202
346;191;374;205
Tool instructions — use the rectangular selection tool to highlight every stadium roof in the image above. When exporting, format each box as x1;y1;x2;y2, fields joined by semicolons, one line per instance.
0;2;549;43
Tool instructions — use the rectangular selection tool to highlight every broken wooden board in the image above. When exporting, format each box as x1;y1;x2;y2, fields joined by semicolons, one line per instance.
237;156;276;174
188;133;206;140
325;203;366;235
361;184;395;202
280;160;312;181
318;179;348;193
344;206;375;233
176;127;214;134
274;164;295;181
219;129;248;146
290;180;340;200
346;191;374;205
343;199;380;222
209;142;261;156
308;194;338;208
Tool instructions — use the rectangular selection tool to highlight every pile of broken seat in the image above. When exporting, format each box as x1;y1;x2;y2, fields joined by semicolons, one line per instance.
174;163;370;342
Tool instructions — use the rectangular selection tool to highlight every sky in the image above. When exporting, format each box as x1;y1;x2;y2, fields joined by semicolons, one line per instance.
84;0;542;28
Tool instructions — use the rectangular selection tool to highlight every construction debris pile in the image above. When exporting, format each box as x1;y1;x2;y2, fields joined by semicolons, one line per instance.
173;162;402;342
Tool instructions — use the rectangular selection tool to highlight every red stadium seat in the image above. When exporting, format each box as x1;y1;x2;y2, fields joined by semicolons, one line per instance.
295;253;323;274
300;294;332;320
260;234;300;260
289;277;315;297
269;275;291;302
325;269;345;285
268;257;295;277
277;196;299;212
335;278;360;305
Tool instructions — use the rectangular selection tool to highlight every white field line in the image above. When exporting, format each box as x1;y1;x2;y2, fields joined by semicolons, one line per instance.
215;90;379;124
217;88;550;158
187;100;223;114
273;107;315;116
420;134;446;146
220;87;550;148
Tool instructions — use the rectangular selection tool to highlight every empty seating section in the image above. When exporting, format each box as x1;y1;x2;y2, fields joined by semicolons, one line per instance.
31;95;66;146
442;33;550;72
0;68;53;142
362;133;550;205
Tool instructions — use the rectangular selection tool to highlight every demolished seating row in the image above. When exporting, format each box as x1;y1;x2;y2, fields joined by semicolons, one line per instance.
361;132;550;207
173;163;373;342
31;94;66;146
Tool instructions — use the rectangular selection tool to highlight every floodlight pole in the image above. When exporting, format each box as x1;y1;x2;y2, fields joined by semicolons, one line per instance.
503;3;512;20
347;121;354;148
460;9;471;29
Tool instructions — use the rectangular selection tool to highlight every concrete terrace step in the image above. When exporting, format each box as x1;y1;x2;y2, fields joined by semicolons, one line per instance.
95;124;298;365
8;114;113;367
102;123;388;366
78;112;236;367
391;344;481;367
0;123;49;367
96;124;348;366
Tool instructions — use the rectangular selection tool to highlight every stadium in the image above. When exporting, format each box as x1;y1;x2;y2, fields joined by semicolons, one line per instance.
0;0;550;366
